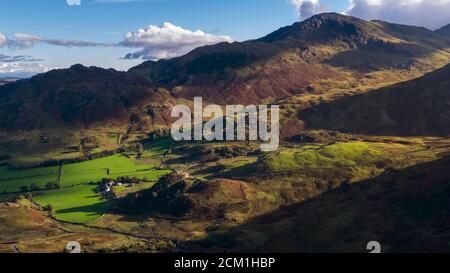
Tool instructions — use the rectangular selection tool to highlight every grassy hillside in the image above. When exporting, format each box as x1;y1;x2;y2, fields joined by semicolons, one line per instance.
193;155;450;253
263;142;386;171
300;64;450;136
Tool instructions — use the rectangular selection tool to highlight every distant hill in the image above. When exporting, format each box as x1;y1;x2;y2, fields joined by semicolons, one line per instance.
435;24;450;37
300;63;450;136
0;78;19;86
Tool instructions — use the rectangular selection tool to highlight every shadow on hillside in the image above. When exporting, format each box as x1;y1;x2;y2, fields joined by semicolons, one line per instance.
298;64;450;136
185;155;450;253
325;41;444;72
56;201;110;216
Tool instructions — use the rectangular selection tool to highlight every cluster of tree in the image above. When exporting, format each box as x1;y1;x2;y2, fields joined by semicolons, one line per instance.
129;143;144;158
0;154;10;161
115;173;192;215
100;176;142;186
19;181;60;193
186;145;252;163
23;148;125;169
15;192;33;201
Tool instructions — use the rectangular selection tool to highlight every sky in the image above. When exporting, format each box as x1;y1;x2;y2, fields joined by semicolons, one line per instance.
1;0;449;77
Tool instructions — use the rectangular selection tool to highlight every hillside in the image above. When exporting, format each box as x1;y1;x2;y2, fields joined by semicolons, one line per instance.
1;13;450;133
0;78;19;87
0;64;155;130
131;13;450;104
191;155;450;252
299;64;450;136
435;24;450;37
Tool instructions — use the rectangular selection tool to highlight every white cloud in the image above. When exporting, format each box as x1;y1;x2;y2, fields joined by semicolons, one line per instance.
3;23;233;61
0;54;43;63
346;0;450;30
120;22;233;60
67;0;81;6
13;33;114;47
0;54;53;75
0;62;53;75
0;33;6;46
290;0;324;20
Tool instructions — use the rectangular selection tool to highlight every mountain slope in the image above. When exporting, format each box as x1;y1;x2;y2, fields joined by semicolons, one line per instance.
0;65;155;130
435;24;450;37
192;155;450;252
1;13;450;132
300;63;450;136
131;13;450;104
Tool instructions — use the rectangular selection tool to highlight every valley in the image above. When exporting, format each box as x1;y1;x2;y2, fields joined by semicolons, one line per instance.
1;13;450;253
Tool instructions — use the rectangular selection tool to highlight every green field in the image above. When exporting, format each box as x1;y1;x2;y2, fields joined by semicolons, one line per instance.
34;185;110;223
0;153;172;193
0;138;173;223
0;165;58;193
60;154;171;186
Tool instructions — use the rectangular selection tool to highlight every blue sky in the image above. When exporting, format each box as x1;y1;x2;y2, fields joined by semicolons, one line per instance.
1;0;449;76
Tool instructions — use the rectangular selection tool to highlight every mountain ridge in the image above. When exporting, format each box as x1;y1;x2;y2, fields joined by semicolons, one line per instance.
435;24;450;36
1;13;450;132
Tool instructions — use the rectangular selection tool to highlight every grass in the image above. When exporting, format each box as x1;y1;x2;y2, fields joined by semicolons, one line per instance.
61;154;171;186
34;185;110;223
113;182;156;198
1;138;173;224
0;153;172;193
263;142;389;172
0;165;58;193
142;137;172;156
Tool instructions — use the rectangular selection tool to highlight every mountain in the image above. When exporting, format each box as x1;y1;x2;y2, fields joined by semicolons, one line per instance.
131;13;450;104
300;63;450;136
0;64;155;130
435;24;450;37
191;155;450;252
257;13;394;44
0;78;19;86
1;13;450;131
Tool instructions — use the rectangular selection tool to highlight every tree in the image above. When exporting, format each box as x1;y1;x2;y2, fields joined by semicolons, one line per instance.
45;182;60;190
45;204;54;212
30;183;40;191
45;204;55;217
24;192;33;200
20;185;29;192
130;143;144;158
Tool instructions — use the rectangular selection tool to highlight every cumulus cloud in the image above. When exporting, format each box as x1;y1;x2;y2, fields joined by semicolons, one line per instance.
67;0;81;6
290;0;324;20
2;23;233;61
2;23;232;61
120;22;233;60
346;0;450;30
